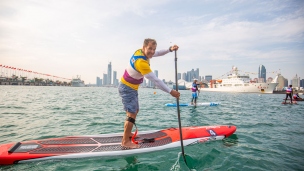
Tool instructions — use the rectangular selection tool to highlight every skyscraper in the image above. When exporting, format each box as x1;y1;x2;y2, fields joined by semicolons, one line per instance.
96;77;102;87
258;65;266;83
113;71;117;86
103;73;107;85
154;70;158;78
292;74;300;88
195;68;199;80
277;74;287;90
205;75;212;82
177;73;181;80
300;79;304;87
107;62;112;85
182;73;186;80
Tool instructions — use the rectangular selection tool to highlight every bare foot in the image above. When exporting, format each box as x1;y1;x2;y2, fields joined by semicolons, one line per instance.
122;141;140;149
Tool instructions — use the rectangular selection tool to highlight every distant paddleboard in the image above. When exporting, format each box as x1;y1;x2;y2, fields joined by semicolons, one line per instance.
165;102;220;107
0;125;236;165
283;99;303;101
282;101;297;104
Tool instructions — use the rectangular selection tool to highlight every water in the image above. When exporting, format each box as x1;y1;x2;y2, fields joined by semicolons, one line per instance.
0;86;303;171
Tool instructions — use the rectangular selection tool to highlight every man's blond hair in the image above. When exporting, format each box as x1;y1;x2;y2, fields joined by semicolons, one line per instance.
143;38;157;47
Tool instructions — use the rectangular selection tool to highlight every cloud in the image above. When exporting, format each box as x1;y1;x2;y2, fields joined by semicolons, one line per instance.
0;0;303;83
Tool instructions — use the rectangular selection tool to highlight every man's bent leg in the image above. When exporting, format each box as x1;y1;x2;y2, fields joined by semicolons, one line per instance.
121;111;139;148
127;109;139;137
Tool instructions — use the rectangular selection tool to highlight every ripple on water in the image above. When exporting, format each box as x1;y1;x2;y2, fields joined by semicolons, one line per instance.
0;87;303;170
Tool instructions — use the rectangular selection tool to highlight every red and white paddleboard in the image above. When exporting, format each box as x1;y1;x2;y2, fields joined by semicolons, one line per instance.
0;125;236;165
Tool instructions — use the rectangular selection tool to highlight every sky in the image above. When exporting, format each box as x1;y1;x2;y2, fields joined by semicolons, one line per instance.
1;0;303;84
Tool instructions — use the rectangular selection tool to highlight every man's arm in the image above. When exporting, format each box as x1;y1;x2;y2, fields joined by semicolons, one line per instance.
153;45;179;57
144;72;180;98
144;72;171;93
152;49;170;57
196;84;200;92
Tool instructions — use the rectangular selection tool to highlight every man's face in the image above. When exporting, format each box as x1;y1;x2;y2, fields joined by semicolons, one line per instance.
142;42;156;59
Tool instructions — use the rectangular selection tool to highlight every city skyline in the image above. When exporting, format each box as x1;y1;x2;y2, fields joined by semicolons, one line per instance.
96;62;118;86
0;62;300;86
1;1;303;83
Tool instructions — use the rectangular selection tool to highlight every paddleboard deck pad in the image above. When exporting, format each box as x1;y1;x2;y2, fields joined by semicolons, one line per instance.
165;102;220;107
0;125;236;165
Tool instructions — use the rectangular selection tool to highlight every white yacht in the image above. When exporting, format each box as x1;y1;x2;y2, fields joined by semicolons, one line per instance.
200;66;279;93
71;75;85;87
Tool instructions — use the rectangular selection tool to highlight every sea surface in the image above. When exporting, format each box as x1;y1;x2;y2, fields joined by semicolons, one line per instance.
0;86;303;171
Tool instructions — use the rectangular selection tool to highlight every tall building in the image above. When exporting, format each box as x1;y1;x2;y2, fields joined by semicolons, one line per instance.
182;73;186;80
205;75;212;82
154;70;158;78
187;71;191;81
177;73;181;80
195;68;199;80
292;74;300;89
107;62;112;85
276;74;287;90
149;70;158;87
284;78;288;87
96;77;102;87
103;73;107;85
113;71;117;86
181;68;200;81
300;79;304;88
258;65;266;83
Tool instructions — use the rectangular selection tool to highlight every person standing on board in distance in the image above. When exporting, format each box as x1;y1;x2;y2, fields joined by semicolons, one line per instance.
191;78;200;106
284;85;293;103
118;38;180;149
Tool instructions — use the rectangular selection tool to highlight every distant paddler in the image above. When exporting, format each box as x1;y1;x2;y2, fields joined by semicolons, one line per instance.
190;78;200;106
293;91;302;101
284;85;293;103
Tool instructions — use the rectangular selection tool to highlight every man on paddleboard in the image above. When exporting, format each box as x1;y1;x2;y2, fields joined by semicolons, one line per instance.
284;85;293;103
118;38;180;148
191;78;200;106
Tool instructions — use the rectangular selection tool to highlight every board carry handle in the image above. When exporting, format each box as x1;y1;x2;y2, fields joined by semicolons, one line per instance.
8;142;21;153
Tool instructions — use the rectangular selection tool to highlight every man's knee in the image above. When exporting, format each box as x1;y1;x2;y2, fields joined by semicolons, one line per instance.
126;111;137;119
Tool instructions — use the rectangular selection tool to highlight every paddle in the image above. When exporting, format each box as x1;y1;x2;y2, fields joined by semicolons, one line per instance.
174;50;188;166
197;82;201;97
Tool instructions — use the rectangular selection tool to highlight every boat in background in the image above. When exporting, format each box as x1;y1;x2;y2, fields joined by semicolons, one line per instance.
71;75;85;87
200;66;279;94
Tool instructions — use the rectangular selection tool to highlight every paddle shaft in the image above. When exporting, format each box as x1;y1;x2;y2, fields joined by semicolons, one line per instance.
174;50;188;165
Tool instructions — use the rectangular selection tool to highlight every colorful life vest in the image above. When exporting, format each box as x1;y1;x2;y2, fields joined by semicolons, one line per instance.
192;83;198;92
286;87;292;93
121;49;152;90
